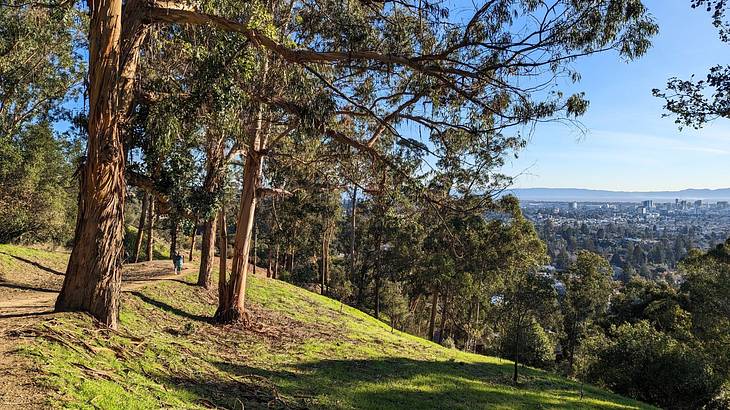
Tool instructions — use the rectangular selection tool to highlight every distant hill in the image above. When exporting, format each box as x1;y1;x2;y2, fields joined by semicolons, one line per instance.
507;187;730;202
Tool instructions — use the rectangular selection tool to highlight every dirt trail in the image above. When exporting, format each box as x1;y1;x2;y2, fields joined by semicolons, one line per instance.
0;260;196;409
0;260;195;318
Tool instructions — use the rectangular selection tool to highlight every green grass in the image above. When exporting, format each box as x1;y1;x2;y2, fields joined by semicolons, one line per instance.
8;247;656;409
0;244;69;273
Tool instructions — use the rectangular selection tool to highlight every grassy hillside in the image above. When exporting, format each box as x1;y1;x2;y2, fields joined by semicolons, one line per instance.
2;246;655;409
0;244;68;301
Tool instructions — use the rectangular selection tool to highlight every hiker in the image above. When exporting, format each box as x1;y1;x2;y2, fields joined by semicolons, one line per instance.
173;252;184;274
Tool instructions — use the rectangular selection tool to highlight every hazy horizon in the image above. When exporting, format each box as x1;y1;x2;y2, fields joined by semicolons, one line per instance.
510;186;730;192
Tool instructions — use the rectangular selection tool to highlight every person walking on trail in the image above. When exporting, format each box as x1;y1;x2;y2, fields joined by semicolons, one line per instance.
173;252;184;275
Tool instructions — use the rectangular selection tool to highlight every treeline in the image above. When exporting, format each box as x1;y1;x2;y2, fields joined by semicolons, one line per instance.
538;219;702;280
205;179;730;409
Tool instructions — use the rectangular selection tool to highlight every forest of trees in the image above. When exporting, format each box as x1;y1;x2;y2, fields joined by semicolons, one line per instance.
537;218;701;278
2;0;729;409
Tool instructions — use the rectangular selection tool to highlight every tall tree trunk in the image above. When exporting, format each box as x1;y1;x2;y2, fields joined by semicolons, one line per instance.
188;216;197;262
374;225;383;319
320;225;326;294
169;215;178;258
55;0;126;328
217;206;228;304
440;288;449;343
273;243;279;279
145;201;156;262
266;243;272;278
252;218;258;269
323;223;330;294
197;129;226;284
197;214;218;288
513;325;521;383
428;290;439;341
349;185;357;284
133;192;148;263
214;151;262;323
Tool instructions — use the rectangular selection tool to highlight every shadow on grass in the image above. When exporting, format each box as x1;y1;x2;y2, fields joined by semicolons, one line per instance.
130;291;210;323
151;373;300;410
193;358;641;410
0;252;64;276
123;277;197;287
0;310;55;319
0;281;57;293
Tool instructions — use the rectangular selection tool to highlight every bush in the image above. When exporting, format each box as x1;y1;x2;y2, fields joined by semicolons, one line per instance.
582;321;721;409
0;124;78;244
497;320;556;368
441;336;456;349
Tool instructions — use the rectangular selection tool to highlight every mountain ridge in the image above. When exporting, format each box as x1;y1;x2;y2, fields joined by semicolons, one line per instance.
507;187;730;202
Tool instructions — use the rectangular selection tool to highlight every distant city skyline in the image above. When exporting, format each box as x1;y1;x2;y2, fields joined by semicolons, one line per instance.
499;0;730;191
508;187;730;203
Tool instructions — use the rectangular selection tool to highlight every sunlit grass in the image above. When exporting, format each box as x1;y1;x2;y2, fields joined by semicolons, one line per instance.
7;247;656;409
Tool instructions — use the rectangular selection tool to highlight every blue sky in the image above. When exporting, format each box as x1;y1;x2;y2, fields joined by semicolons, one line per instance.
497;0;730;191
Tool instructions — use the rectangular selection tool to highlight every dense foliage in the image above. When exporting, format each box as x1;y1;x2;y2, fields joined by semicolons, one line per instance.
0;3;84;243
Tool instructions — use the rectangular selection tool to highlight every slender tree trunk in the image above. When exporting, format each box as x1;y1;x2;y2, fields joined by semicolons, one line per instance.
197;128;226;285
55;0;126;328
567;322;577;374
320;225;326;294
349;185;357;283
266;243;272;278
214;151;262;323
273;243;280;279
217;206;228;304
197;214;218;288
374;226;383;319
440;288;449;343
323;224;330;293
169;215;178;258
428;290;439;341
145;201;156;262
252;218;258;269
188;216;198;262
513;325;521;384
133;193;148;263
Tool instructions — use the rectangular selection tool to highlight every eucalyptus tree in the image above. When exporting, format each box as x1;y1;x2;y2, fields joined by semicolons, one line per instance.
0;2;84;244
488;197;556;383
559;250;614;374
52;0;656;327
0;2;84;139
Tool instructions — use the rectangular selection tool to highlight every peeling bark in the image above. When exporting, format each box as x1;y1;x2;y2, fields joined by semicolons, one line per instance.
217;206;228;305
55;0;127;328
214;151;262;323
197;215;217;288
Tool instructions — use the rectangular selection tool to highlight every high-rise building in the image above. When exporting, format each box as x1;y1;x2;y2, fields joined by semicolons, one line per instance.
695;200;703;208
570;202;578;210
642;200;654;209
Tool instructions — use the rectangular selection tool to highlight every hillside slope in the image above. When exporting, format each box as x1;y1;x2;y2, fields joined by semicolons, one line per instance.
0;245;654;409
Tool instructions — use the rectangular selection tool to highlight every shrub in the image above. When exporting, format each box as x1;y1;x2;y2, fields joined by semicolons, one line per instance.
582;321;721;409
